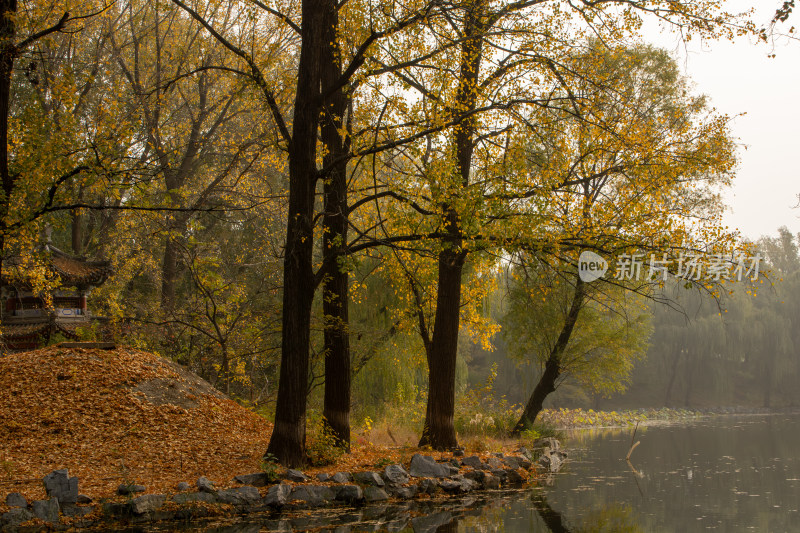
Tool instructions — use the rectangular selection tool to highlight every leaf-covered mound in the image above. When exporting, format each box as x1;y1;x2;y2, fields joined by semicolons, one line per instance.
0;346;271;502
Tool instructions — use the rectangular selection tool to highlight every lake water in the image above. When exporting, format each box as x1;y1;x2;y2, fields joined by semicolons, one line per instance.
461;413;800;532
146;414;800;532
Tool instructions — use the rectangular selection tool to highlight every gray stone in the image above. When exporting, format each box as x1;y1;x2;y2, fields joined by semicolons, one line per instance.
286;469;309;482
130;494;166;515
197;476;215;493
408;454;450;478
234;472;271;487
290;485;335;507
32;498;60;523
43;469;79;504
503;456;523;470
389;485;417;499
263;483;292;507
316;473;332;482
117;483;146;495
176;482;190;492
353;471;385;486
60;503;93;518
452;448;465;457
417;478;439;494
533;437;560;451
490;469;507;481
334;484;364;504
77;494;93;504
172;491;217;504
487;456;504;469
538;449;566;473
332;472;352;483
383;464;410;485
517;446;533;461
1;507;34;528
5;492;26;508
217;486;261;505
464;470;485;483
504;468;525;484
483;473;501;489
460;455;485;469
439;475;477;494
363;486;389;502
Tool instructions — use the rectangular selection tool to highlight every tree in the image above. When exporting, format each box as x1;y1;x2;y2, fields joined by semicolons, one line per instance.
508;41;741;430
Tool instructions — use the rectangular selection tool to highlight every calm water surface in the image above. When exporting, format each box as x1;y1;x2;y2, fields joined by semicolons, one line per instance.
151;414;800;532
463;413;800;532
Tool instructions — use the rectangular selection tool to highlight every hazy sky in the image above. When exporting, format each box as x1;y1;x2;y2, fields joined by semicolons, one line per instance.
648;2;800;241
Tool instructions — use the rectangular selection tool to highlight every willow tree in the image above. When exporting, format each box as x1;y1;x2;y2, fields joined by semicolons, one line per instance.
509;42;743;431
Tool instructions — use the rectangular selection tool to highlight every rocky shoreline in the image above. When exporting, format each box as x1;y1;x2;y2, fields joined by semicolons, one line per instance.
0;439;567;532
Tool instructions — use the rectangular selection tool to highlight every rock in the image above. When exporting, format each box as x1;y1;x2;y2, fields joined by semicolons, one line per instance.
490;469;508;481
417;478;439;494
60;503;93;518
538;449;566;473
316;473;331;482
460;456;485;469
383;464;410;485
176;482;190;492
217;486;262;505
334;484;364;504
519;458;533;470
483;473;501;490
77;494;93;504
503;456;523;470
1;507;34;528
517;446;533;461
32;498;60;523
290;485;335;507
5;492;27;508
117;483;146;495
197;476;215;493
452;448;465;457
234;472;272;487
286;469;309;482
408;454;451;478
264;483;292;507
504;469;525;485
389;484;418;499
439;475;477;494
363;486;389;502
353;471;385;486
533;437;560;451
487;456;504;469
43;469;79;504
464;470;485;484
130;494;166;515
172;492;217;504
332;472;352;483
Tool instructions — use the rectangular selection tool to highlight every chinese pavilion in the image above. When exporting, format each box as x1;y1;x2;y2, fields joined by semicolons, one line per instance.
1;244;113;351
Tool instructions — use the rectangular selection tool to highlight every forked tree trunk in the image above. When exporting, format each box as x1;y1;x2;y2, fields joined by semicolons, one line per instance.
320;2;352;448
265;0;326;467
512;278;584;434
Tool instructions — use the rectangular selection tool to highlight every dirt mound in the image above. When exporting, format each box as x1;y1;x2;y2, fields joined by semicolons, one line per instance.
0;346;272;502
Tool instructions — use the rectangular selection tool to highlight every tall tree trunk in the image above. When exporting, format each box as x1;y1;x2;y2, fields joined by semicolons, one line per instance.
160;234;180;313
420;244;466;449
0;0;17;290
266;0;326;467
320;3;352;449
419;0;484;450
512;278;585;434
